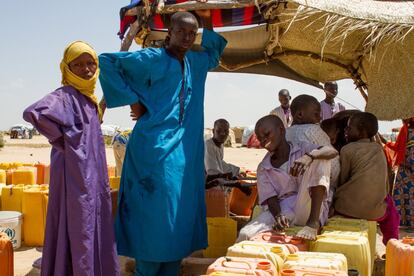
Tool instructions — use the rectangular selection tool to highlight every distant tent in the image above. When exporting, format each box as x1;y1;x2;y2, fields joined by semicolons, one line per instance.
101;125;121;136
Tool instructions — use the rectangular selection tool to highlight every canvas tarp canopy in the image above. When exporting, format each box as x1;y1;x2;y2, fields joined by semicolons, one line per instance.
120;0;414;121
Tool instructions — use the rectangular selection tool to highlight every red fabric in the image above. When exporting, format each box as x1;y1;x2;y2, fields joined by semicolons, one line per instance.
247;133;262;149
119;15;137;39
385;123;409;168
212;9;223;27
152;14;164;29
243;6;255;25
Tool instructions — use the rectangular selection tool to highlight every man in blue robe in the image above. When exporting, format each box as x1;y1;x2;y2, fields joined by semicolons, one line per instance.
99;10;227;276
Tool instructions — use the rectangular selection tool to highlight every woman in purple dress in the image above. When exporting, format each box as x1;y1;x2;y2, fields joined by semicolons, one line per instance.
23;41;119;276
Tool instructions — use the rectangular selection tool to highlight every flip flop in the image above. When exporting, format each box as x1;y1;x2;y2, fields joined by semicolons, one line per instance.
296;226;318;240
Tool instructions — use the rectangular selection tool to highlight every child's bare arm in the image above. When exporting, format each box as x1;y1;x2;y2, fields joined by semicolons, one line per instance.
309;146;338;160
267;196;289;231
291;146;337;176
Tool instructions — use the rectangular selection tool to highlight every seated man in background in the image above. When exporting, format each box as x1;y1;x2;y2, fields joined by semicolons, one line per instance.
205;119;241;179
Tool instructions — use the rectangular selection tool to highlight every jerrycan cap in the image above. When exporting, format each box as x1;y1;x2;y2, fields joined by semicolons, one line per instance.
281;269;296;276
256;261;271;270
287;253;299;260
402;237;414;246
271;246;283;254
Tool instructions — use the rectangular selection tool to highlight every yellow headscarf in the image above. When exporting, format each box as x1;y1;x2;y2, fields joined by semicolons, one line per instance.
60;41;101;117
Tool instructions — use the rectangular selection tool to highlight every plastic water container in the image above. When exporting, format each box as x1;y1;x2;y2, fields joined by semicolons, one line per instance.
385;238;414;276
207;257;277;275
280;267;348;276
283;252;348;272
44;165;50;184
227;241;286;272
22;186;49;246
203;217;237;258
310;231;371;276
0;170;6;184
0;211;23;249
323;216;376;266
229;184;257;216
5;170;13;185
1;185;25;212
206;187;229;217
109;176;121;190
34;163;47;184
250;231;306;252
11;168;36;185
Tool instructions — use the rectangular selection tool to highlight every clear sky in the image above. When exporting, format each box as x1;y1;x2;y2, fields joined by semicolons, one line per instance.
0;1;401;133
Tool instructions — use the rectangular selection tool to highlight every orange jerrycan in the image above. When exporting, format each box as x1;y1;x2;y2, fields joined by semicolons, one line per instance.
310;231;371;276
229;184;257;216
22;185;49;246
0;232;13;276
206;187;229;217
107;165;116;178
385;238;414;276
207;257;277;275
34;163;47;184
250;231;305;252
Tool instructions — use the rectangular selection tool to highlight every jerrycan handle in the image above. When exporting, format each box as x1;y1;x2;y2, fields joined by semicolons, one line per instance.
223;257;253;270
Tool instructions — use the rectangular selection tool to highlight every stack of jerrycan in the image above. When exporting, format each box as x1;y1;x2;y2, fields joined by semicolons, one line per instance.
310;231;371;276
226;241;290;274
323;216;376;268
283;251;348;272
385;237;414;276
203;217;237;258
22;185;49;246
206;256;277;275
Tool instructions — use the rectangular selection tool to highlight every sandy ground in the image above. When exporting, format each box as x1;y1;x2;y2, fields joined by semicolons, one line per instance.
0;135;266;170
1;135;413;275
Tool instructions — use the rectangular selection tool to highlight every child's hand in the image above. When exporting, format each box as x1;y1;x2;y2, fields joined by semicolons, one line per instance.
273;214;289;231
290;154;313;176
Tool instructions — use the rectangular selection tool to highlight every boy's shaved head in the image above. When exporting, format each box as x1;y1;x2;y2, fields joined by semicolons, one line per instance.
214;118;229;128
170;11;198;29
290;95;319;116
350;112;378;138
255;115;284;131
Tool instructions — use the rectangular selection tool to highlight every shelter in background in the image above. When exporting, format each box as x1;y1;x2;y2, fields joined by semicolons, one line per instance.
117;0;414;121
